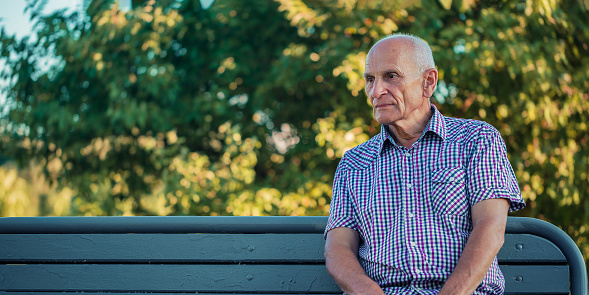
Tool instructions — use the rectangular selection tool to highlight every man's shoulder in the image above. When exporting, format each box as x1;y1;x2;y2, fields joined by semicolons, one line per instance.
338;133;382;171
443;116;501;140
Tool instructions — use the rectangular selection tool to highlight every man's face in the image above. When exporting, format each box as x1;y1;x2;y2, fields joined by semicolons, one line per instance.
364;38;424;126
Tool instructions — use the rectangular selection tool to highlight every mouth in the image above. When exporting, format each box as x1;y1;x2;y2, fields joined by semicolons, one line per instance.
374;103;395;109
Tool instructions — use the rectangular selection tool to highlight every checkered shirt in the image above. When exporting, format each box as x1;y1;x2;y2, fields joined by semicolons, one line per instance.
325;105;525;294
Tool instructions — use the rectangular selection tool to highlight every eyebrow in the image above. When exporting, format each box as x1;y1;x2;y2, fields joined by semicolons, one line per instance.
363;70;400;78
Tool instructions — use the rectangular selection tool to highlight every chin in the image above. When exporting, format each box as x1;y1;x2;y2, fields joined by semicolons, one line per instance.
374;109;401;123
375;115;400;126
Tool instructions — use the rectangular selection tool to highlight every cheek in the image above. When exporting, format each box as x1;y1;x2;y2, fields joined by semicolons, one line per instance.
365;86;373;102
398;84;417;100
409;80;424;97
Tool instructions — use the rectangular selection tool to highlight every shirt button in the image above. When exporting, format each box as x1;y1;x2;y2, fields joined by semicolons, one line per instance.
408;212;414;218
415;269;422;274
410;241;417;247
405;152;410;157
449;177;455;181
407;184;412;189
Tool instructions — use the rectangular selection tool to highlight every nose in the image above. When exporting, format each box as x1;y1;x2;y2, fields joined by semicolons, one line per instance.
369;78;386;100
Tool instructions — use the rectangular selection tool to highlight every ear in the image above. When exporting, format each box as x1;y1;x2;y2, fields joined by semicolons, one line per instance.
422;68;438;98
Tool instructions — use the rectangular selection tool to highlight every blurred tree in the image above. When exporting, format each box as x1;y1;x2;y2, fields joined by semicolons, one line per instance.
0;162;73;216
409;0;589;262
0;0;588;265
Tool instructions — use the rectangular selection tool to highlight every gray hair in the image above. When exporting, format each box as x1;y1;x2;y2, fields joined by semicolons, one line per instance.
378;33;436;74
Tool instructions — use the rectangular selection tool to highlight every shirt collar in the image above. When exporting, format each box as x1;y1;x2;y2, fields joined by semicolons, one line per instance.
377;103;447;152
427;103;447;141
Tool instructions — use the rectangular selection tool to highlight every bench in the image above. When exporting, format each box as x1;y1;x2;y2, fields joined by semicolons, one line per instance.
0;216;586;294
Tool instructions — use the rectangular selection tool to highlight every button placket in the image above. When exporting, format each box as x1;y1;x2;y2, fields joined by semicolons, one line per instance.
401;146;415;277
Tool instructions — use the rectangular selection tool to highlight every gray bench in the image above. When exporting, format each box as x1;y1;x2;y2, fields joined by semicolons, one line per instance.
0;216;586;294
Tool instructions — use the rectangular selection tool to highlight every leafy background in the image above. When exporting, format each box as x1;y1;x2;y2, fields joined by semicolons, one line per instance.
1;0;588;271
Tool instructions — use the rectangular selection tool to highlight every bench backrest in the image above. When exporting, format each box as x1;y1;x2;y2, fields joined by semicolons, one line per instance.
0;216;586;294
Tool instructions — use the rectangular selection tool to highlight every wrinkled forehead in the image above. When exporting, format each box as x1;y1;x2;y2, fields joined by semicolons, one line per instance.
365;38;414;73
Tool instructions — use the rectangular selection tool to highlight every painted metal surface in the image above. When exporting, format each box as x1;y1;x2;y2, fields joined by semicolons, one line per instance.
500;265;570;294
0;233;565;264
0;264;570;294
500;233;566;263
0;216;585;294
506;217;588;295
0;264;339;292
0;216;328;234
0;233;326;263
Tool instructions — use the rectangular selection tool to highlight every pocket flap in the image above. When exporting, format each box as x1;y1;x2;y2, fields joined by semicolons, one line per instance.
432;167;465;183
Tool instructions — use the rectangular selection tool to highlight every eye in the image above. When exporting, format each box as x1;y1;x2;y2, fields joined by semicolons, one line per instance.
365;77;374;83
387;73;397;79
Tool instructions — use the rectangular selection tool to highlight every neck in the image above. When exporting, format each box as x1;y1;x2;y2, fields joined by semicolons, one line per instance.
387;104;433;149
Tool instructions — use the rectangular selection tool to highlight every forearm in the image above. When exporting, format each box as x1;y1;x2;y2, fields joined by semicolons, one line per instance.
439;217;505;295
325;244;384;295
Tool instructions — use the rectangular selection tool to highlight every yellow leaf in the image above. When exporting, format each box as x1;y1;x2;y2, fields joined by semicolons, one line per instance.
398;0;422;9
438;0;452;10
458;0;477;12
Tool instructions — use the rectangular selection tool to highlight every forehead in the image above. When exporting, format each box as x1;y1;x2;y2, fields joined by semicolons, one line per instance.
365;38;414;74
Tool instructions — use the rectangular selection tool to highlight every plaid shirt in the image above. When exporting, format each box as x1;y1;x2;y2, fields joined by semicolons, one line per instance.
325;105;525;294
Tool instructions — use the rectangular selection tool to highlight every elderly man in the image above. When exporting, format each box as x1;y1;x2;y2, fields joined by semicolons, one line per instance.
324;33;525;294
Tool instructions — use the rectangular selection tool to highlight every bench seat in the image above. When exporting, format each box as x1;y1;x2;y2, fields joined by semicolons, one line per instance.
0;216;586;294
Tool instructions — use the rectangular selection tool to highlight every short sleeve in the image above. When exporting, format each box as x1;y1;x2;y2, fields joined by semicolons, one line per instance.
466;126;526;212
324;154;358;239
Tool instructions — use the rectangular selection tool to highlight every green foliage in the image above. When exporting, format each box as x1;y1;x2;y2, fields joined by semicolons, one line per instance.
1;0;588;266
414;0;589;260
0;162;73;216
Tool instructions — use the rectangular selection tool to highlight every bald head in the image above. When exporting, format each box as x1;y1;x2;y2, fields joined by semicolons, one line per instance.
369;33;436;75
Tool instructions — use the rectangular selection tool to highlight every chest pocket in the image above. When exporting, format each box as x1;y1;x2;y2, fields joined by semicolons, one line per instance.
430;167;469;216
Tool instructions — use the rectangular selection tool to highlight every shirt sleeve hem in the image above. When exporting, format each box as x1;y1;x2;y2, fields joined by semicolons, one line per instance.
470;187;526;213
324;216;358;239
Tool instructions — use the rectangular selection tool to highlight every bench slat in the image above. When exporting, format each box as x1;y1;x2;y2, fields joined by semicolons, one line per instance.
501;233;566;263
0;234;325;263
0;233;566;264
501;265;570;294
0;264;339;293
0;293;328;295
0;264;569;294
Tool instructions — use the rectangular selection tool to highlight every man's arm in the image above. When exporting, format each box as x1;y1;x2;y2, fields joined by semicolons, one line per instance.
439;198;510;295
324;227;385;295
